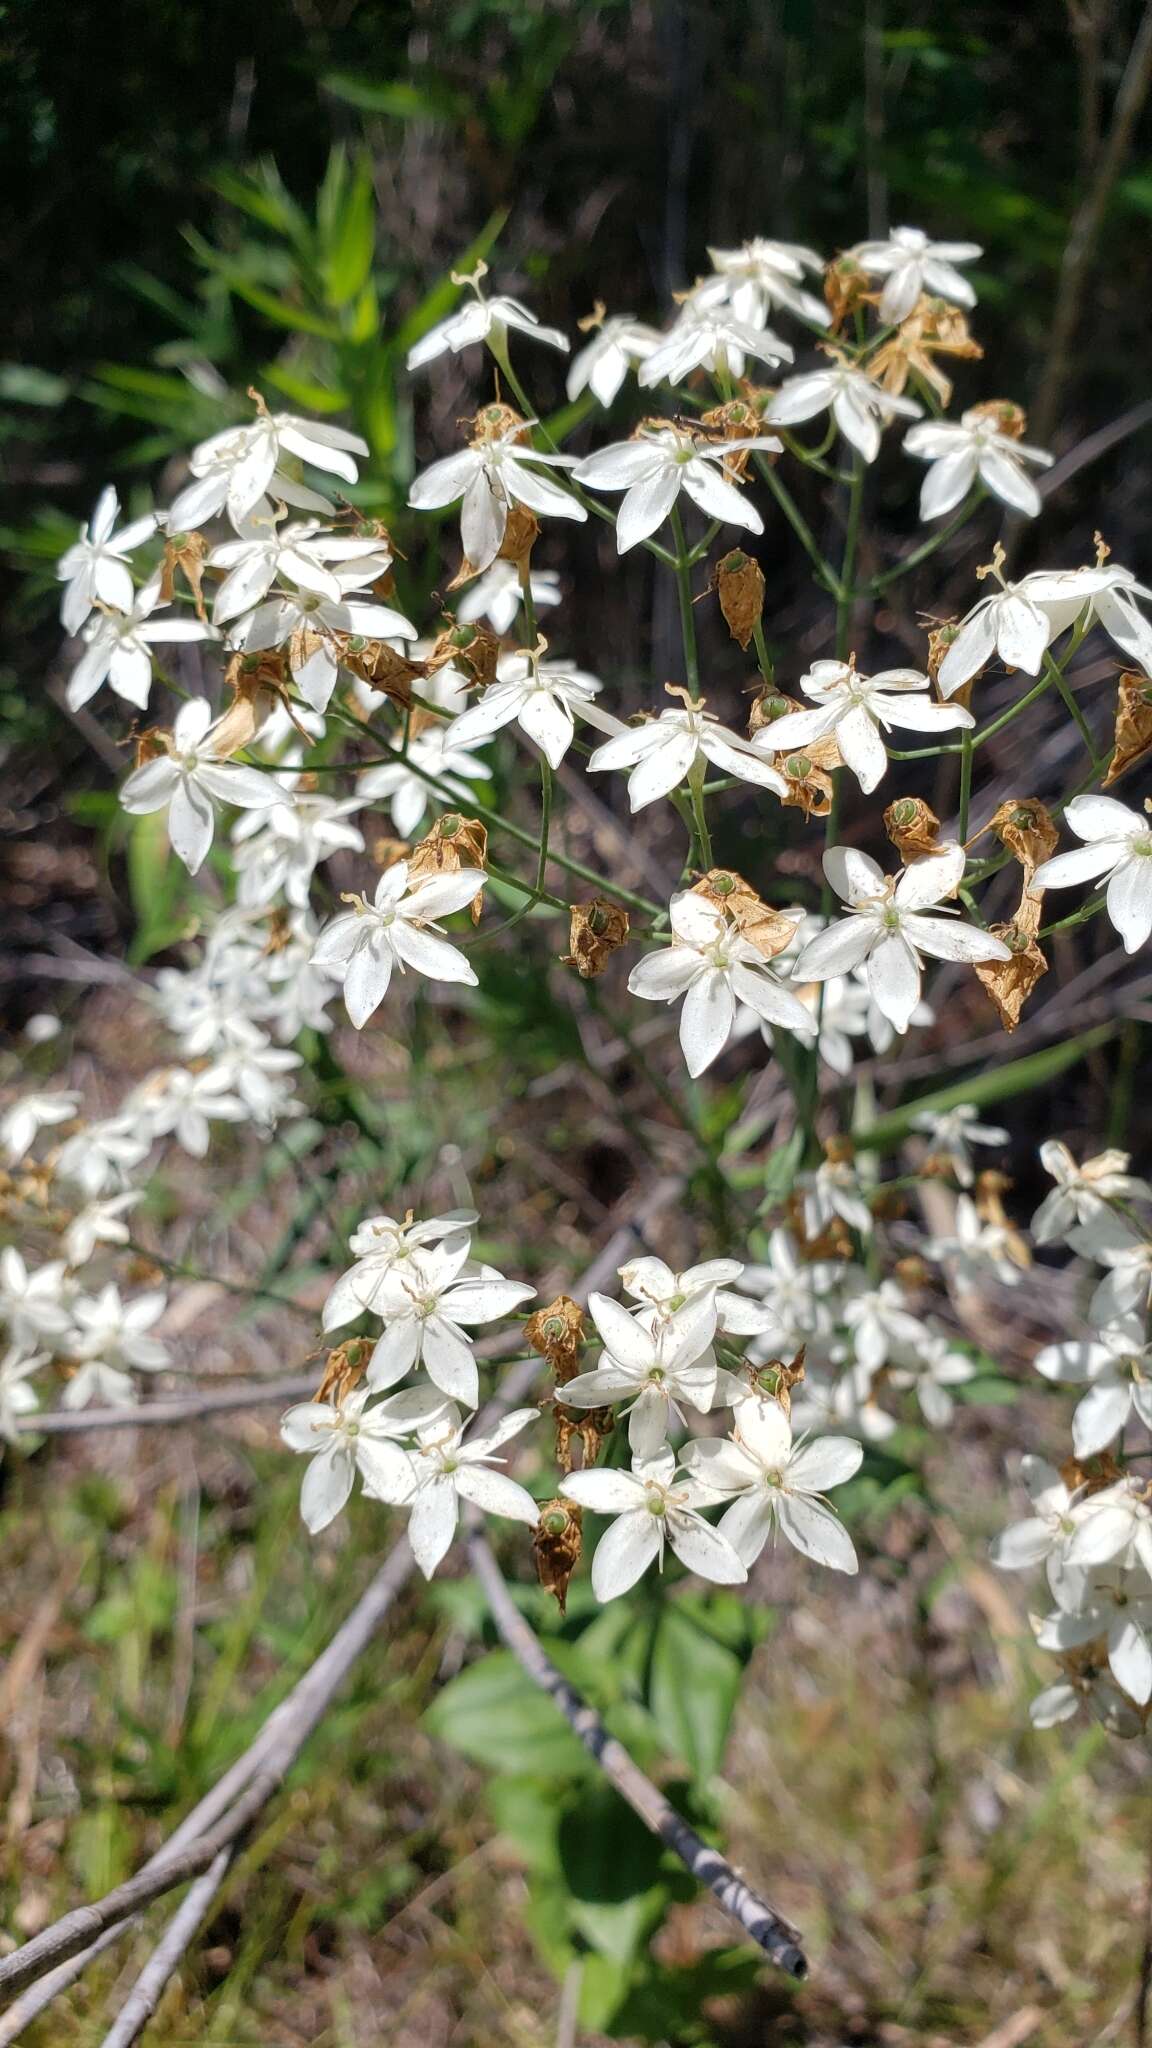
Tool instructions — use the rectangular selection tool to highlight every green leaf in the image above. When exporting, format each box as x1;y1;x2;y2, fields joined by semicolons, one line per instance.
760;1127;805;1204
649;1606;743;1780
0;362;68;405
320;156;377;308
126;813;195;964
487;1775;563;1874
321;72;462;121
217;277;342;340
424;1649;589;1775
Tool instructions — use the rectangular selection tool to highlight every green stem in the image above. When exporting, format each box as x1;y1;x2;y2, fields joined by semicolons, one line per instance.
957;727;974;844
1044;651;1101;767
751;618;775;687
835;455;865;660
669;505;701;699
535;754;553;900
754;454;842;596
868;495;982;593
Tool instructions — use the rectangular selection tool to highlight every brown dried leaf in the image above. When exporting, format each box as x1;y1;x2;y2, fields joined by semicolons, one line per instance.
427;620;500;687
1105;670;1152;786
974;920;1048;1031
824;254;872;329
885;797;943;862
340;638;422;707
869;296;982;407
562;899;631;978
713;548;765;649
987;798;1059;883
532;1500;583;1612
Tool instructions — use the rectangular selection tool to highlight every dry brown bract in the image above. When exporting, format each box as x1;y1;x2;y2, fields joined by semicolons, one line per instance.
712;548;766;650
1104;670;1152;786
561;899;631;978
532;1499;583;1613
691;869;799;959
885;797;944;863
159;528;210;618
406;815;489;923
869;295;983;409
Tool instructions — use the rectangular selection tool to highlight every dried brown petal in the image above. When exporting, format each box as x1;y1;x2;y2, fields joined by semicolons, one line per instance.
533;1500;583;1612
885;796;943;863
824;254;871;328
525;1295;586;1379
748;689;804;736
1104;670;1152;786
987;798;1059;883
314;1338;372;1405
975;920;1048;1031
407;814;488;922
160;529;210;619
469;402;530;447
562;899;631;978
926;621;962;689
341;638;424;706
691;869;800;959
966;399;1027;441
712;548;765;650
428;620;500;688
869;296;982;407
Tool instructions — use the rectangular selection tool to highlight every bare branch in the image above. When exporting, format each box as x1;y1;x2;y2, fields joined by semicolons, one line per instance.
465;1525;807;1977
98;1851;232;2048
16;1374;320;1435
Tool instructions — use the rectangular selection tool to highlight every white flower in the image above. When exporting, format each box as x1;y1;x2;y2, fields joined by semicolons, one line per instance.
566;314;663;406
213;1040;302;1126
447;650;613;770
358;730;488;842
740;1229;838;1358
65;1283;169;1371
1031;1140;1151;1245
571;425;780;554
1032;795;1152;955
767;362;920;462
120;698;280;875
232;787;366;910
391;1404;541;1580
1029;1669;1142;1736
407;275;568;371
63;1192;141;1269
851;225;981;325
207;521;391;625
365;1238;534;1409
757;658;972;794
0;1346;44;1445
638;306;793;388
889;1326;975;1426
936;567;1063;696
924;1193;1027;1291
991;1456;1078;1571
0;1091;80;1164
311;861;484;1028
682;1399;861;1572
701;237;829;327
904;407;1052;521
617;1255;776;1338
455;561;562;635
1065;1479;1152;1579
57;487;157;635
1037;1565;1152;1707
798;1157;874;1239
842;1279;927;1376
588;701;787;810
409;427;585;574
231;586;416;713
129;1065;246;1158
628;891;815;1078
167;413;368;530
323;1208;477;1332
559;1291;720;1456
55;1115;152;1196
911;1103;1008;1185
67;572;216;713
1084;1235;1152;1326
0;1249;74;1345
560;1447;747;1602
1035;1317;1152;1457
1025;562;1152;673
281;1385;447;1534
793;843;1010;1034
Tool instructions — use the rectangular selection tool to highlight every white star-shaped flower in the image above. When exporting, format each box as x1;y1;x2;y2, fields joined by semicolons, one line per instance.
905;406;1052;521
323;1208;477;1333
638;306;793;388
910;1103;1008;1184
67;571;216;713
1030;1139;1151;1245
560;1447;747;1602
281;1385;448;1533
311;860;484;1029
406;270;568;371
0;1090;81;1164
1035;1317;1152;1458
850;224;981;325
559;1291;720;1456
454;561;562;635
447;649;615;769
936;565;1064;696
793;843;1010;1034
566;313;663;406
380;1404;541;1580
119;698;280;875
628;891;815;1078
168;412;368;530
571;425;780;553
757;658;972;793
1025;561;1152;673
409;424;585;572
1032;795;1152;955
364;1237;534;1409
701;237;829;326
57;486;157;635
682;1398;862;1572
767;361;920;462
588;699;786;809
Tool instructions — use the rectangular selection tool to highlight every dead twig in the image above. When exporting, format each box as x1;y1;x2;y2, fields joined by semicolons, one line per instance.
464;1524;808;1978
97;1851;232;2048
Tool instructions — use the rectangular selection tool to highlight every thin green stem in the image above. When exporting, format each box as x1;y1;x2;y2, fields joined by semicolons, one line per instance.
957;727;974;844
868;495;982;594
1044;651;1102;767
751;618;775;687
835;455;865;660
754;453;842;595
669;505;702;699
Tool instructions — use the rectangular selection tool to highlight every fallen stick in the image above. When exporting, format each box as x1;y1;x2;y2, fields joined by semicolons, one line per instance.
465;1525;807;1978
